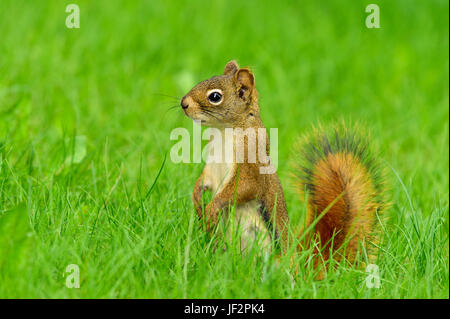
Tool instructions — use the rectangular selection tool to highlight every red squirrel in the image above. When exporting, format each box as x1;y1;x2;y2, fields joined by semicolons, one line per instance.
180;60;387;270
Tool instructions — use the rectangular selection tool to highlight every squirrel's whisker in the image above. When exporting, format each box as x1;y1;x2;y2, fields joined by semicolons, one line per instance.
150;93;181;101
202;109;223;121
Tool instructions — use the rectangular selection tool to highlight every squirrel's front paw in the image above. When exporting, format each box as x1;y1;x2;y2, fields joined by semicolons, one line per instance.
193;186;211;219
204;202;220;231
192;186;209;208
193;186;208;204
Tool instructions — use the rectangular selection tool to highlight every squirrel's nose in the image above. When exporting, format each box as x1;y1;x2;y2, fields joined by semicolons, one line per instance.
181;96;189;109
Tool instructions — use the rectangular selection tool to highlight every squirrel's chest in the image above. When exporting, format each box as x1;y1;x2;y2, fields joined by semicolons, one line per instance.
209;163;233;193
204;161;234;194
203;129;235;193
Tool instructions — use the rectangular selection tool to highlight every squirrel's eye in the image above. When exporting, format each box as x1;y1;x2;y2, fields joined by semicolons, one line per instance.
207;90;223;104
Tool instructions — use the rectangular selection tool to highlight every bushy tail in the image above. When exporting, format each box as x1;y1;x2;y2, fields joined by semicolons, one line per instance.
293;123;388;264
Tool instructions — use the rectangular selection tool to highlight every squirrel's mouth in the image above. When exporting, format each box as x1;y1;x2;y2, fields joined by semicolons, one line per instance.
189;115;215;126
183;108;210;124
182;105;218;126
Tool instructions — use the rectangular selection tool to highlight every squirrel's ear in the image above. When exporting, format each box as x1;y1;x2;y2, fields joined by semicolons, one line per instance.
224;60;239;76
234;68;255;100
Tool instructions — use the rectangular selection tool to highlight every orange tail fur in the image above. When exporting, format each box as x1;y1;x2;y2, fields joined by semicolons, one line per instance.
293;124;388;267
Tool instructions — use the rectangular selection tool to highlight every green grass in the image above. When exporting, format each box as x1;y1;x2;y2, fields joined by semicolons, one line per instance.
0;0;448;298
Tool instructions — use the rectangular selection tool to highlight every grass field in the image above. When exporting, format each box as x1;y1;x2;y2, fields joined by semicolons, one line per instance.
0;0;448;298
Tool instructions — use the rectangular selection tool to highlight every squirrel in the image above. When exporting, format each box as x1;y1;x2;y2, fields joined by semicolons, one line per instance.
180;60;387;271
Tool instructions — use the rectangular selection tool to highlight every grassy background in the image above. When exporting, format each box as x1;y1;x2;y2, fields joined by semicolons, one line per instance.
0;0;448;298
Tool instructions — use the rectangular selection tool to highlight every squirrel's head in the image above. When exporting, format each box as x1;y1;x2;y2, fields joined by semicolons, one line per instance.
180;60;259;127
